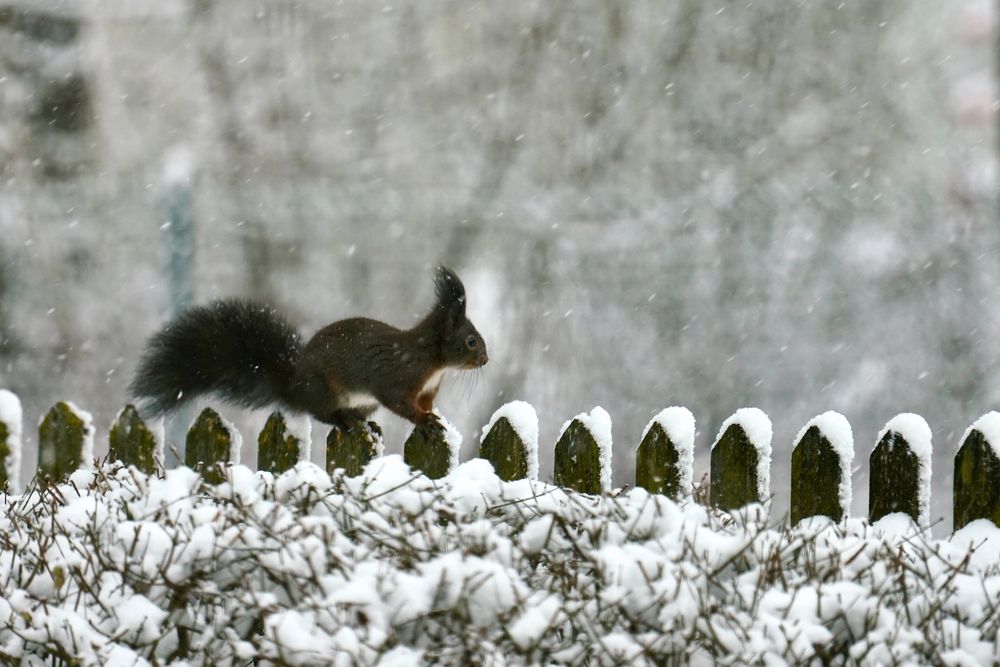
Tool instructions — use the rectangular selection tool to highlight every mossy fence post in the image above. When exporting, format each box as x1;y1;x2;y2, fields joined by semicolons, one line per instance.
869;423;925;525
635;422;684;499
710;423;760;510
0;389;21;489
953;414;1000;530
258;412;303;475
327;421;381;477
480;417;529;481
108;405;159;474
185;408;235;485
554;419;602;494
404;423;451;479
38;402;92;480
790;425;847;523
0;418;11;487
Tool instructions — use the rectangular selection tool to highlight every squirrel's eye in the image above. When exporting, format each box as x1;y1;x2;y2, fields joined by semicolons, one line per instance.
466;335;477;349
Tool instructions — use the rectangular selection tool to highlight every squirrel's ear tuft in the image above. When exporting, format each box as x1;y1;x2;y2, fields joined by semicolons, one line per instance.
434;266;466;310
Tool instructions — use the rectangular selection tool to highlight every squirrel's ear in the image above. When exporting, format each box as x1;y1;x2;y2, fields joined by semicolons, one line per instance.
434;266;466;313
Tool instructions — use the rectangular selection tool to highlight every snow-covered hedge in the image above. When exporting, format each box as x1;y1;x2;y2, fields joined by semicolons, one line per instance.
1;457;999;665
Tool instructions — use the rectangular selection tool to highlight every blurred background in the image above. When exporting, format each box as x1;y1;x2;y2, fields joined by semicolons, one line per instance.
0;0;997;529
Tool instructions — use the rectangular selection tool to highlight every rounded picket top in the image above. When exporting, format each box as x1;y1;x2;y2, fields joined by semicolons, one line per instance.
258;411;309;475
954;412;1000;531
554;407;612;494
790;411;854;524
38;401;95;481
0;389;23;490
109;404;162;474
404;412;461;480
869;413;931;527
186;407;241;485
710;408;772;510
327;420;383;477
480;401;539;482
635;407;695;500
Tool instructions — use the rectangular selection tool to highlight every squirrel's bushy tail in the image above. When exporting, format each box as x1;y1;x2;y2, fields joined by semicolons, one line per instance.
130;299;302;416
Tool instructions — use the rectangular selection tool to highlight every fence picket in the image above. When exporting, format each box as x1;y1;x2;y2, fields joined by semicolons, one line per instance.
108;405;159;474
185;408;236;485
554;419;602;493
480;417;529;481
327;422;382;477
869;414;931;526
711;423;760;509
38;402;93;481
953;413;1000;530
791;426;845;523
404;423;452;479
258;412;302;474
635;423;684;499
0;389;21;489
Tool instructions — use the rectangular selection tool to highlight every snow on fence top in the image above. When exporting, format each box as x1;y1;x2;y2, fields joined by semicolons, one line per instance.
961;410;1000;460
480;401;539;481
7;392;1000;533
557;406;613;492
713;407;773;505
640;406;695;499
793;411;854;517
873;413;932;528
954;411;1000;531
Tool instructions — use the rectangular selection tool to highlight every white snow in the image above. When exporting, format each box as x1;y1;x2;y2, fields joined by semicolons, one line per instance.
960;411;1000;460
877;413;932;527
714;407;773;501
641;406;695;499
0;389;23;490
0;456;998;663
433;411;462;473
161;144;195;185
559;406;613;492
794;411;854;516
480;401;539;480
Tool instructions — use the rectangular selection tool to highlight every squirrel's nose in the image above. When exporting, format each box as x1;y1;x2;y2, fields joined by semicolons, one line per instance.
479;350;489;366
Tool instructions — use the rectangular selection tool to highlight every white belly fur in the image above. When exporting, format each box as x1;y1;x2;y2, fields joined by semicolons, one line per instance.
421;369;446;395
341;391;379;409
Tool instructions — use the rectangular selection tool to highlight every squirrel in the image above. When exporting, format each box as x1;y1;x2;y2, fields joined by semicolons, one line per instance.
130;266;488;430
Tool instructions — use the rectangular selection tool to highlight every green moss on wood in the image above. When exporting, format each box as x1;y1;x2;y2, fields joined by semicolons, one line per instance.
554;420;602;494
480;417;528;481
258;412;301;474
0;421;10;486
635;423;682;499
404;422;451;479
327;421;380;477
954;429;1000;530
790;425;844;524
869;430;921;523
108;405;158;474
185;408;232;485
38;402;86;480
710;423;759;510
0;422;11;488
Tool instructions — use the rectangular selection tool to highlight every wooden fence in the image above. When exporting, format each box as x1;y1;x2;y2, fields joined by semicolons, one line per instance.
1;395;999;534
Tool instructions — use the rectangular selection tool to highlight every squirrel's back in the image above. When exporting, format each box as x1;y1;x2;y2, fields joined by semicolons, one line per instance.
130;299;302;416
